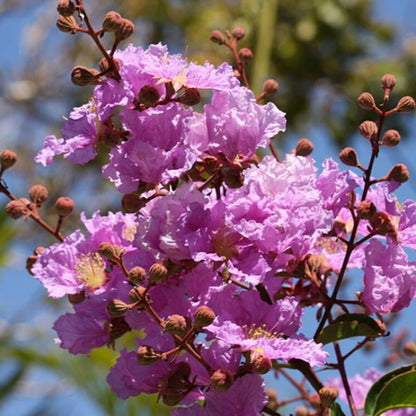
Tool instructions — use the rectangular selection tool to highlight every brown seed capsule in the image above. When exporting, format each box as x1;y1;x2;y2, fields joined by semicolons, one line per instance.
396;96;416;112
176;88;201;106
0;150;17;171
386;163;409;183
164;314;188;337
339;147;359;167
262;79;279;95
319;386;338;408
102;11;124;32
138;85;161;107
231;26;246;40
295;138;314;156
359;120;378;140
127;266;147;285
209;30;226;45
5;198;30;219
115;18;135;42
381;129;401;146
194;306;216;329
357;92;376;110
210;368;234;391
55;196;74;218
107;299;130;317
57;0;75;17
28;184;48;205
56;15;77;34
71;66;101;86
136;345;162;365
149;263;168;284
238;48;253;64
381;73;397;90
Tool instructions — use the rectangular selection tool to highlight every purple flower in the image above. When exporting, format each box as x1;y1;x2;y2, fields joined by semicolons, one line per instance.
362;239;416;314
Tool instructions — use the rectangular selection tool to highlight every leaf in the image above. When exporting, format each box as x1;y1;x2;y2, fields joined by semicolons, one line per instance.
329;401;347;416
316;313;385;345
364;364;416;416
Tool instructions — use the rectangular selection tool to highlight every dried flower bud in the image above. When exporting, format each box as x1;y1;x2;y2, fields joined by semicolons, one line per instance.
266;389;279;411
121;193;145;213
387;163;409;183
136;345;162;365
55;196;74;217
359;120;378;140
231;26;246;40
396;96;416;112
107;299;130;317
194;306;216;329
211;368;234;391
177;88;201;106
357;200;377;219
238;48;253;64
357;92;376;110
28;184;48;205
295;406;309;416
262;79;279;95
403;341;416;356
138;85;161;107
128;285;147;303
149;263;168;284
209;30;225;45
0;150;17;171
380;130;401;147
102;11;124;32
381;73;396;90
339;147;359;167
319;386;338;408
127;266;147;285
68;291;86;305
71;66;101;86
97;242;125;263
56;15;77;34
295;138;314;156
115;18;135;41
164;314;188;337
57;0;75;17
5;198;30;219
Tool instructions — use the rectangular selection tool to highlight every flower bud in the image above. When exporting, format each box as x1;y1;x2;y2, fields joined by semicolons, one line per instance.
161;389;185;406
369;212;395;235
357;200;376;219
194;306;216;329
0;150;17;171
266;389;279;411
68;291;86;304
57;0;75;17
295;406;309;416
386;163;409;183
128;266;147;285
28;184;48;205
211;369;234;391
249;351;272;374
121;193;145;213
319;386;338;408
98;57;120;79
97;242;125;263
357;92;376;110
107;299;130;317
164;314;188;337
138;85;161;107
105;316;131;346
262;79;279;95
359;120;378;140
209;30;225;45
26;247;45;275
115;18;135;41
403;341;416;356
5;198;30;219
231;26;246;40
149;263;168;284
136;345;162;365
396;96;416;112
238;48;253;64
129;285;147;303
176;88;201;106
381;129;401;146
381;73;396;90
339;147;359;167
102;11;124;32
56;15;77;34
55;196;74;218
295;138;314;156
71;66;101;86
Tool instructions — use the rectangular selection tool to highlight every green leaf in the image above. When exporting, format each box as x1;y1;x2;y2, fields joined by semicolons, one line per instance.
316;313;385;345
329;401;347;416
364;363;416;416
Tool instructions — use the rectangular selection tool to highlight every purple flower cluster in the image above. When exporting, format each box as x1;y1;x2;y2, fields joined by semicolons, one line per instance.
32;43;416;415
